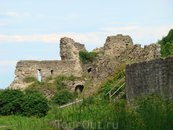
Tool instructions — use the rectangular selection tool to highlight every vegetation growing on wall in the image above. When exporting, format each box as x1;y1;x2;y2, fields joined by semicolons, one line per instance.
79;51;100;63
158;29;173;57
23;77;37;83
26;75;82;106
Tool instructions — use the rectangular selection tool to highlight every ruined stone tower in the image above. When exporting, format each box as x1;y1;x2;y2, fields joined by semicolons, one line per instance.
104;34;133;56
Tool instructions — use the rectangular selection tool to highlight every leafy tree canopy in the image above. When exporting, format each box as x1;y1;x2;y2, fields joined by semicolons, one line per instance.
158;29;173;57
0;88;50;117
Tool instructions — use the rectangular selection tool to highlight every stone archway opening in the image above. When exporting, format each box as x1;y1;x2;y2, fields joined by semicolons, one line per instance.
87;68;92;73
75;85;84;93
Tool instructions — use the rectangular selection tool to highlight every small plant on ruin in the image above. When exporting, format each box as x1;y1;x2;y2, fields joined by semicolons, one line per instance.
67;75;77;81
79;51;100;63
23;77;38;83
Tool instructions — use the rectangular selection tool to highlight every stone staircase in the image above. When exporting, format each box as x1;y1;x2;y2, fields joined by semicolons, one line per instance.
106;77;126;101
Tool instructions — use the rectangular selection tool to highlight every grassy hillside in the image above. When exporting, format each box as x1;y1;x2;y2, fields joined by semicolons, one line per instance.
2;63;173;130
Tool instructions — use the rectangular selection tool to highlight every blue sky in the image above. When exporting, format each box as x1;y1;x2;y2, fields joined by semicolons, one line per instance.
0;0;173;89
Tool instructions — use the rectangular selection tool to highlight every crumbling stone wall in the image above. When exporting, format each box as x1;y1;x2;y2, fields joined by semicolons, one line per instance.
126;56;173;102
104;34;133;56
9;37;85;89
117;43;161;62
74;42;87;52
87;35;161;83
9;60;81;89
60;37;79;61
9;34;161;91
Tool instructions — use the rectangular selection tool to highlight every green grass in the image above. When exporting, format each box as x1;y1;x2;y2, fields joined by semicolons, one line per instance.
3;62;173;129
1;94;173;130
98;63;126;100
27;75;86;97
23;77;38;83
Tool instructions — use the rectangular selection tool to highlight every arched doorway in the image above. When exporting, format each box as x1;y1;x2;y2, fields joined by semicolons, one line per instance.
75;85;84;93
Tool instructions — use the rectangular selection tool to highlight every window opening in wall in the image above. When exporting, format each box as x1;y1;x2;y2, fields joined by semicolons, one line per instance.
87;68;92;73
51;70;54;76
75;85;84;93
37;69;41;82
126;44;129;48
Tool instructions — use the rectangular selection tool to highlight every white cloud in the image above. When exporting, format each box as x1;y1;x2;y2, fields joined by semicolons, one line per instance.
66;13;80;19
23;13;31;17
37;14;44;18
0;12;31;18
101;26;138;31
4;33;105;48
6;12;19;16
0;61;17;66
0;49;6;52
0;33;89;43
99;24;173;45
0;24;172;47
128;24;173;44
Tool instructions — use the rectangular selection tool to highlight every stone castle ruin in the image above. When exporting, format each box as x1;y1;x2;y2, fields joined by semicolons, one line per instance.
9;34;161;93
126;56;173;102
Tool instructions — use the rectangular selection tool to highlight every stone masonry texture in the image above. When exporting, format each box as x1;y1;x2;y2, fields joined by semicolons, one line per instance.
126;56;173;102
9;34;161;92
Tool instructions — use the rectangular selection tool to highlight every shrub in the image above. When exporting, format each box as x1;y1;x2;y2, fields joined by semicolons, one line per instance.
23;77;37;83
51;89;76;105
0;89;24;115
79;51;99;63
0;89;50;117
21;88;50;117
54;76;67;90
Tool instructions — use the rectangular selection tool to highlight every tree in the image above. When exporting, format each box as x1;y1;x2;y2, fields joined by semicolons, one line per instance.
0;89;24;115
51;89;75;105
158;29;173;57
0;88;50;117
21;88;50;117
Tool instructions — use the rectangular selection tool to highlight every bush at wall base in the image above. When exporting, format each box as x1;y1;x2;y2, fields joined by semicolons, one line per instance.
0;88;50;117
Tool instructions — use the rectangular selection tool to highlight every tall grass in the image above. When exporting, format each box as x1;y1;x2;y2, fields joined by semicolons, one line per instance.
2;64;173;129
1;94;173;130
